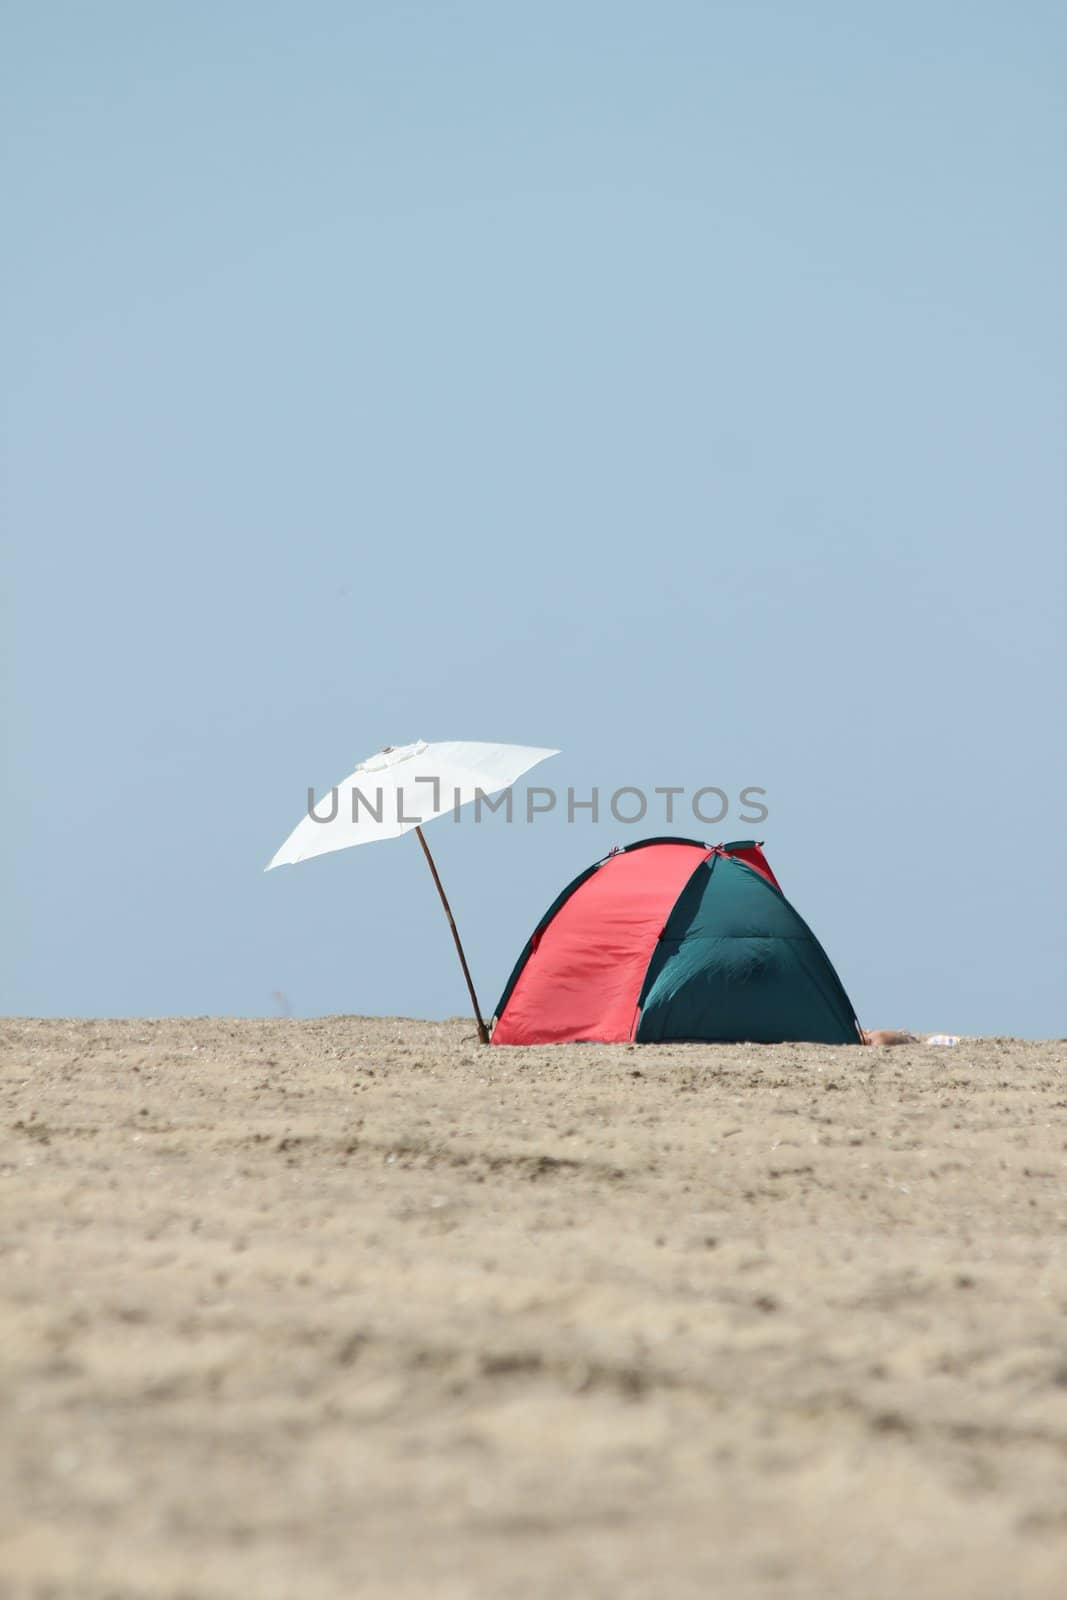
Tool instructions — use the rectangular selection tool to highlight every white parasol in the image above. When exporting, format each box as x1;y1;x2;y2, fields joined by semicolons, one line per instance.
266;739;559;1040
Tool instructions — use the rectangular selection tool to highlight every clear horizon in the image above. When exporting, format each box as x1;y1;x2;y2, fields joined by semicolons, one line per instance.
3;2;1064;1037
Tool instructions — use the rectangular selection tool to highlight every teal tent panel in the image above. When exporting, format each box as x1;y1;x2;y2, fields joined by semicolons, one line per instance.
636;856;859;1045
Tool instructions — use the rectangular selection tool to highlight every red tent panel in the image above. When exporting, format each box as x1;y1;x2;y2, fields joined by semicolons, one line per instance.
721;842;780;891
492;842;710;1045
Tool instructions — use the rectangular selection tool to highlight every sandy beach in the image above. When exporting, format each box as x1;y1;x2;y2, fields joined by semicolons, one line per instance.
1;1017;1065;1599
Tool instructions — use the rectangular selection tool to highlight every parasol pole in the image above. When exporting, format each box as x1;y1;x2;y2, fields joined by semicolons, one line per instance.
414;825;490;1044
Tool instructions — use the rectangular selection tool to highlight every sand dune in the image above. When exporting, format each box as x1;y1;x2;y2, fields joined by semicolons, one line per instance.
2;1017;1065;1598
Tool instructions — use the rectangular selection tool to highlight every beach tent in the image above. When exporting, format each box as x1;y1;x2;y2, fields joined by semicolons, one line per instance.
492;838;861;1046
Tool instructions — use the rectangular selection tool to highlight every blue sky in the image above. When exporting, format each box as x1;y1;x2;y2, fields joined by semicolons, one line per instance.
3;2;1064;1034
